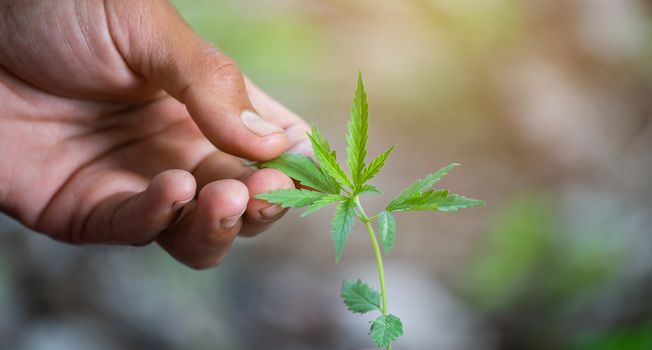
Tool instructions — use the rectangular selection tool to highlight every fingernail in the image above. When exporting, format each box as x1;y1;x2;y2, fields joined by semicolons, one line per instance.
241;110;284;136
287;138;313;156
220;207;245;228
260;204;284;219
220;213;243;229
172;198;193;211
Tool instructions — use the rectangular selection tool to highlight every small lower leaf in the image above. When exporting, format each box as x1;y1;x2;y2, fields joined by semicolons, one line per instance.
369;314;403;348
341;279;381;314
378;211;396;253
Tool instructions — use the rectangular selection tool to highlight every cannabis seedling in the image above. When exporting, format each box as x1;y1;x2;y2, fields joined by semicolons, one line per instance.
256;73;484;349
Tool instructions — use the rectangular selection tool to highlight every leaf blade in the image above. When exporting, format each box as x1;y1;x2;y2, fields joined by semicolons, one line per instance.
331;198;356;262
369;314;403;348
340;279;381;314
386;163;459;211
388;190;485;212
431;194;486;212
361;144;395;184
388;189;448;212
378;211;397;253
346;72;369;188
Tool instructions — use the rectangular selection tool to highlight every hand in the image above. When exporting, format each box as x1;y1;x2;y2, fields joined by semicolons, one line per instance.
0;0;311;268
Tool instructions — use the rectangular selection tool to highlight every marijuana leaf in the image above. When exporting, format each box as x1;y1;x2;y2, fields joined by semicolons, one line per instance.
341;279;382;314
386;163;459;211
347;72;369;189
256;189;326;208
255;73;484;350
308;127;353;189
369;314;404;348
332;198;356;262
300;194;346;217
378;211;396;253
258;153;340;194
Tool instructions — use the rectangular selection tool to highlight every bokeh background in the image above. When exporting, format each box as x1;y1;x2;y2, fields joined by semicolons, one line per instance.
2;0;652;349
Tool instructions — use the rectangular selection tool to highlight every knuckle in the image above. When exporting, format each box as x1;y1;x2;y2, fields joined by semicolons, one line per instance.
206;53;246;93
199;47;242;78
212;55;241;77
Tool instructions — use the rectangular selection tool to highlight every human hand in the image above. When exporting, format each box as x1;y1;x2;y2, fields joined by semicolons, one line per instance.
0;0;311;268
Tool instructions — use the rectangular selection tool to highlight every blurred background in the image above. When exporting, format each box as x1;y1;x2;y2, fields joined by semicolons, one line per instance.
2;0;652;349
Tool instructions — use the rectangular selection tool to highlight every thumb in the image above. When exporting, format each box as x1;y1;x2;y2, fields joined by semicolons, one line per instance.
106;1;287;161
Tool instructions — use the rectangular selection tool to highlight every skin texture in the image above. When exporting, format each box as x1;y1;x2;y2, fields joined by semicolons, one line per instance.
0;0;310;269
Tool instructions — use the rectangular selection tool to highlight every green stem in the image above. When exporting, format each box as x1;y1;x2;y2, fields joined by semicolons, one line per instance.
354;197;391;350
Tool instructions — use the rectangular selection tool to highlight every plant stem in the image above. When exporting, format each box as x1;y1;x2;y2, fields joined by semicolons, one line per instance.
354;197;392;350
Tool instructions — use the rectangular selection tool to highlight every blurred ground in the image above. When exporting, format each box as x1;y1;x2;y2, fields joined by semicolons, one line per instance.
1;0;652;349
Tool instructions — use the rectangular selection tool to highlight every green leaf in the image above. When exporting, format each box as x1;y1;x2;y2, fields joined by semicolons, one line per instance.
346;72;369;188
361;144;395;184
332;198;356;262
307;127;353;189
340;279;381;314
369;314;403;348
386;163;459;211
258;153;340;194
358;184;382;195
378;211;396;253
300;194;346;217
256;189;326;208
